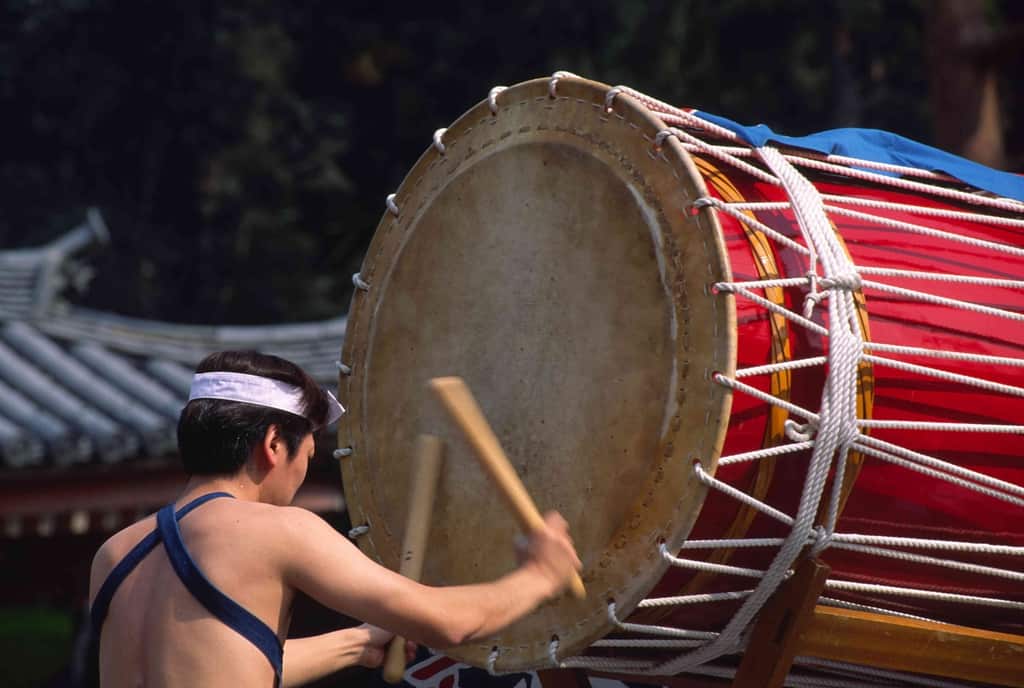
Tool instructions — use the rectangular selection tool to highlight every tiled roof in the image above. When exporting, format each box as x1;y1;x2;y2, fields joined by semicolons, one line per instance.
0;211;346;470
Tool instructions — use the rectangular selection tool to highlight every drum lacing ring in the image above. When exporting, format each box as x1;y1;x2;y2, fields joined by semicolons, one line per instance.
606;600;622;626
548;635;561;666
653;128;677;152
333;447;353;459
690;196;715;216
348;523;370;539
488;86;507;115
604;86;624;114
335;360;352;376
433;128;447;155
548;70;579;98
352;272;370;291
386;193;400;216
486;647;500;675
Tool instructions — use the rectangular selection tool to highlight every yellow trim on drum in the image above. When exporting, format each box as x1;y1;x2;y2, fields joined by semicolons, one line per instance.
692;155;790;555
628;155;795;622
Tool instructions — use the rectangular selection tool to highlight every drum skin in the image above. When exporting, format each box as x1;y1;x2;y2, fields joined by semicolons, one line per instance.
339;75;1024;671
339;77;734;671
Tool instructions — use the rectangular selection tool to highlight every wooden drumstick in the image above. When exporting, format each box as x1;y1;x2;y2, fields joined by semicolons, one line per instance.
382;434;444;684
428;376;586;599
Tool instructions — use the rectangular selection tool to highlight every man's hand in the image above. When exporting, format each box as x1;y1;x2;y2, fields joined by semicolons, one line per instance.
354;624;417;669
519;511;583;598
282;624;417;686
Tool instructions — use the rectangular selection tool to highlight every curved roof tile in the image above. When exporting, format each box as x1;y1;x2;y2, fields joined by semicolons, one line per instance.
0;212;346;470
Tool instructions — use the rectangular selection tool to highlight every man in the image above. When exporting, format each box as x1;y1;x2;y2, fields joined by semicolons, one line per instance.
88;350;581;687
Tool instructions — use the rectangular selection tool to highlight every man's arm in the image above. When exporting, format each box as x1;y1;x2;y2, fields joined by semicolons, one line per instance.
282;624;414;687
277;508;581;649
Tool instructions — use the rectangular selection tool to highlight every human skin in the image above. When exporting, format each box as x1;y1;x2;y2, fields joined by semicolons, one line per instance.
89;426;581;687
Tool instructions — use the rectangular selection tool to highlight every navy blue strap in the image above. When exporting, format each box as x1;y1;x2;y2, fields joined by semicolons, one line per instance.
90;491;234;635
157;500;283;681
89;491;281;686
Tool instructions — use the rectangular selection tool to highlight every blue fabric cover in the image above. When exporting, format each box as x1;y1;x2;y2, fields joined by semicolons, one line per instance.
693;110;1024;202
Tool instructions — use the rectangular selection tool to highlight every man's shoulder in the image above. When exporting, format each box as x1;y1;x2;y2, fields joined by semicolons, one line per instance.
266;503;331;535
222;501;330;542
89;515;157;598
98;516;157;559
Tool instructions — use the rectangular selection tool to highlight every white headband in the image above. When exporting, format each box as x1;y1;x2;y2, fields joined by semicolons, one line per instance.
188;371;345;426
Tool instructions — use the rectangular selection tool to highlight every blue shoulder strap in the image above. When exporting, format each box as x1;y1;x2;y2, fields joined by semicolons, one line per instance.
89;491;283;685
89;492;232;633
156;499;284;681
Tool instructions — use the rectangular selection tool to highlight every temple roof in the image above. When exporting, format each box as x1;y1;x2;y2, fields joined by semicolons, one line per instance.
0;211;347;471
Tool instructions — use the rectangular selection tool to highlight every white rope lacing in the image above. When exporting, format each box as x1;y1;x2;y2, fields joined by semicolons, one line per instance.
677;141;1024;214
551;77;1024;683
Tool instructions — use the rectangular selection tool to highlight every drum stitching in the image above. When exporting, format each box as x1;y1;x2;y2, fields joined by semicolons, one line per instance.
590;106;729;608
569;112;707;640
602;110;717;553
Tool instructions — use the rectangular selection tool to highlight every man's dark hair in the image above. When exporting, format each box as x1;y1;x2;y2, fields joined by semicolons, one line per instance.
177;350;330;475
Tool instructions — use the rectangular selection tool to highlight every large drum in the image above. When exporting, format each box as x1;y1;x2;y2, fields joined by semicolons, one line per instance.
337;74;1024;682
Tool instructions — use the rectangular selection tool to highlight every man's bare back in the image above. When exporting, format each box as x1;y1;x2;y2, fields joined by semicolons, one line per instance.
91;498;299;687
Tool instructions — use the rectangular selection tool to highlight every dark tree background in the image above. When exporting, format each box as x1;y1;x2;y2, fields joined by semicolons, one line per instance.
3;0;1020;327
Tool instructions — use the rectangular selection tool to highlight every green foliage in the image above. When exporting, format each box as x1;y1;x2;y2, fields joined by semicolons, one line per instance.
0;607;73;687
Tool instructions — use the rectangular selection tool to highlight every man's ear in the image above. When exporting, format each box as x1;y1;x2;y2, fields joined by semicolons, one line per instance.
261;424;284;467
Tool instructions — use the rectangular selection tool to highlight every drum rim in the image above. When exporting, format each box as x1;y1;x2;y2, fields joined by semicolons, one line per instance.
338;74;737;671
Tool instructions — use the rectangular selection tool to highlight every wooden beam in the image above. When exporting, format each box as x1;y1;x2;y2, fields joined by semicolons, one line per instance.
797;605;1024;687
732;558;830;688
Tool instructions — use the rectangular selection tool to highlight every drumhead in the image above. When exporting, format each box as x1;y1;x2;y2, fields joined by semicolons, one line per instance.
338;76;735;671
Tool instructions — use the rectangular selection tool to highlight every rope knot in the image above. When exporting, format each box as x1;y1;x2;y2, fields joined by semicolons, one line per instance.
822;272;862;291
784;419;817;442
811;525;833;555
802;271;823;318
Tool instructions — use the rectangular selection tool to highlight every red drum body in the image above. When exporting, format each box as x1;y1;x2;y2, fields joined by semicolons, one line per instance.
338;74;1024;681
654;153;1024;636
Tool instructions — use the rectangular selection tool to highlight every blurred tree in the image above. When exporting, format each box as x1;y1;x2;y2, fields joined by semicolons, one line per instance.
0;0;1017;326
926;0;1024;169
